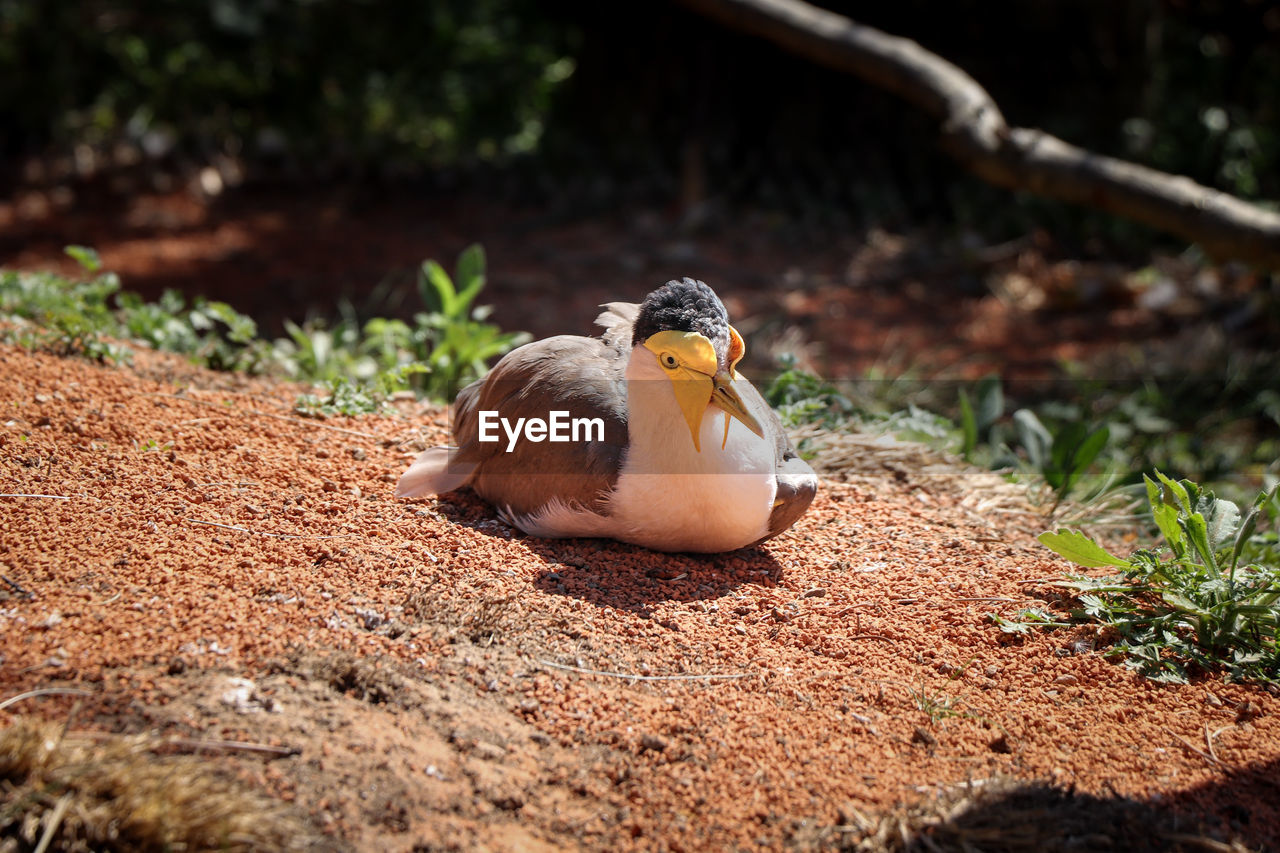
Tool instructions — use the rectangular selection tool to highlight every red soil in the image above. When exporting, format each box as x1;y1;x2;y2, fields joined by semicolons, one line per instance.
2;341;1277;851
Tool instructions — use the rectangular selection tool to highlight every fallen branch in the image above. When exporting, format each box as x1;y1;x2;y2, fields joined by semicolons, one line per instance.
677;0;1280;269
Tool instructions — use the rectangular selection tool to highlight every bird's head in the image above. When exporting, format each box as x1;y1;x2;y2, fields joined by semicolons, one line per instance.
631;278;764;451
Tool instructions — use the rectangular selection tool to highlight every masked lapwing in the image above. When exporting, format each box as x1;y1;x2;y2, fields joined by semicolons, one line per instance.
396;277;817;553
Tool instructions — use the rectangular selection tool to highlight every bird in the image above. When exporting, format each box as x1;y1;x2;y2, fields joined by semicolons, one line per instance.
396;277;817;553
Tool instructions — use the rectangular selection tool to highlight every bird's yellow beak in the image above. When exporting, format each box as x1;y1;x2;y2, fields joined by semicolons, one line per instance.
643;330;765;451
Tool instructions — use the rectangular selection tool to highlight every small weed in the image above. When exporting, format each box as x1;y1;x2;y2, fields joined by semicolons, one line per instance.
2;244;527;413
764;354;855;429
294;364;427;417
767;364;1115;511
1003;471;1280;684
276;244;527;406
1;246;264;369
907;682;965;723
412;243;531;400
0;248;132;362
117;288;264;371
957;375;1112;513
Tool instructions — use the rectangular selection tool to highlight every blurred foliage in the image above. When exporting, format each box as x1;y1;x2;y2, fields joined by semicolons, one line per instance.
0;0;576;171
0;245;267;368
766;355;1279;514
1;244;527;415
3;0;1275;233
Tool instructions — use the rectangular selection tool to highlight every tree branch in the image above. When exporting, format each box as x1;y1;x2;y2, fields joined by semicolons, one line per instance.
678;0;1280;269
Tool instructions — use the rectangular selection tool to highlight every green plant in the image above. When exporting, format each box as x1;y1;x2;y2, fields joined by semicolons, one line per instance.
1;246;264;370
955;376;1113;512
763;354;855;428
276;315;368;384
295;364;428;417
1007;472;1280;684
3;244;527;417
282;245;529;405
0;247;131;362
1012;410;1111;514
116;289;262;371
958;375;1003;461
907;682;966;724
410;244;530;401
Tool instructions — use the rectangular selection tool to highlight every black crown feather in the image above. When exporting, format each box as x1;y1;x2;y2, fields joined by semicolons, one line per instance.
630;278;730;354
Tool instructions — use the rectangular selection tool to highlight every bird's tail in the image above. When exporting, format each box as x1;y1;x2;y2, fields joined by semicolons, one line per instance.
395;447;475;499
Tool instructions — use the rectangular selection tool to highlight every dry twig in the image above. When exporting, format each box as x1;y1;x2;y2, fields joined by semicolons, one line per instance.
185;517;353;540
0;688;94;712
144;392;382;439
0;493;70;500
537;659;752;683
32;792;72;853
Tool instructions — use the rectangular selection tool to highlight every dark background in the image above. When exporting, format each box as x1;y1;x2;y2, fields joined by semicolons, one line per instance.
3;0;1277;245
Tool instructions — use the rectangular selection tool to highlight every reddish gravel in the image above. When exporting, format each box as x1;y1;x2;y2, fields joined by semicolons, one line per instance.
2;341;1278;850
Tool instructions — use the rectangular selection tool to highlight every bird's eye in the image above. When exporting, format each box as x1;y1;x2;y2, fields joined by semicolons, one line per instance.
660;353;679;369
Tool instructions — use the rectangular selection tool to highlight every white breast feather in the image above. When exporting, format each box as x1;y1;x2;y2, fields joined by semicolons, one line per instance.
500;346;776;553
603;348;776;552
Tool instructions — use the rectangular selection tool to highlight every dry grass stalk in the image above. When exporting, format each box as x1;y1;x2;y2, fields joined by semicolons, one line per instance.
0;717;313;852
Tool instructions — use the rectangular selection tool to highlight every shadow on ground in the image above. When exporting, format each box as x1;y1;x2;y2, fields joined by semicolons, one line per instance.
807;761;1280;852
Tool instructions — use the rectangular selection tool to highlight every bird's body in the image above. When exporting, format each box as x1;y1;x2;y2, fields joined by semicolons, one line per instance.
397;279;817;553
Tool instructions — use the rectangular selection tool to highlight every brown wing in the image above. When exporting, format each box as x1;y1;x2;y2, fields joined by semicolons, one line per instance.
452;334;630;519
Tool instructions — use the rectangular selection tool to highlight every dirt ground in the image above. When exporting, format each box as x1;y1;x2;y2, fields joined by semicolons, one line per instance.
2;187;1280;851
1;339;1278;851
5;181;1256;382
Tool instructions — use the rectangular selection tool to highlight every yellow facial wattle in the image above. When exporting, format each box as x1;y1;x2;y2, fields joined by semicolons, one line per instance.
643;329;764;451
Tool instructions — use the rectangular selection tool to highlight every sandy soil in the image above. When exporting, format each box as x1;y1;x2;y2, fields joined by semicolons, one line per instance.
2;338;1278;851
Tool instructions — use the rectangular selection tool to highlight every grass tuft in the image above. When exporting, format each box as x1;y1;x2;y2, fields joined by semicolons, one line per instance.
0;717;313;852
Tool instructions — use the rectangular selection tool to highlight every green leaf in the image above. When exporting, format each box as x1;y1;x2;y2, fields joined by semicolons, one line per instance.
1038;529;1131;568
1047;422;1109;493
1012;408;1051;472
1230;484;1279;574
64;245;102;272
1155;470;1191;513
973;375;1003;433
1205;498;1241;552
1145;475;1187;556
1180;511;1219;574
1159;589;1209;617
419;260;457;316
1144;472;1162;508
1063;424;1109;493
453;243;487;315
958;389;976;460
